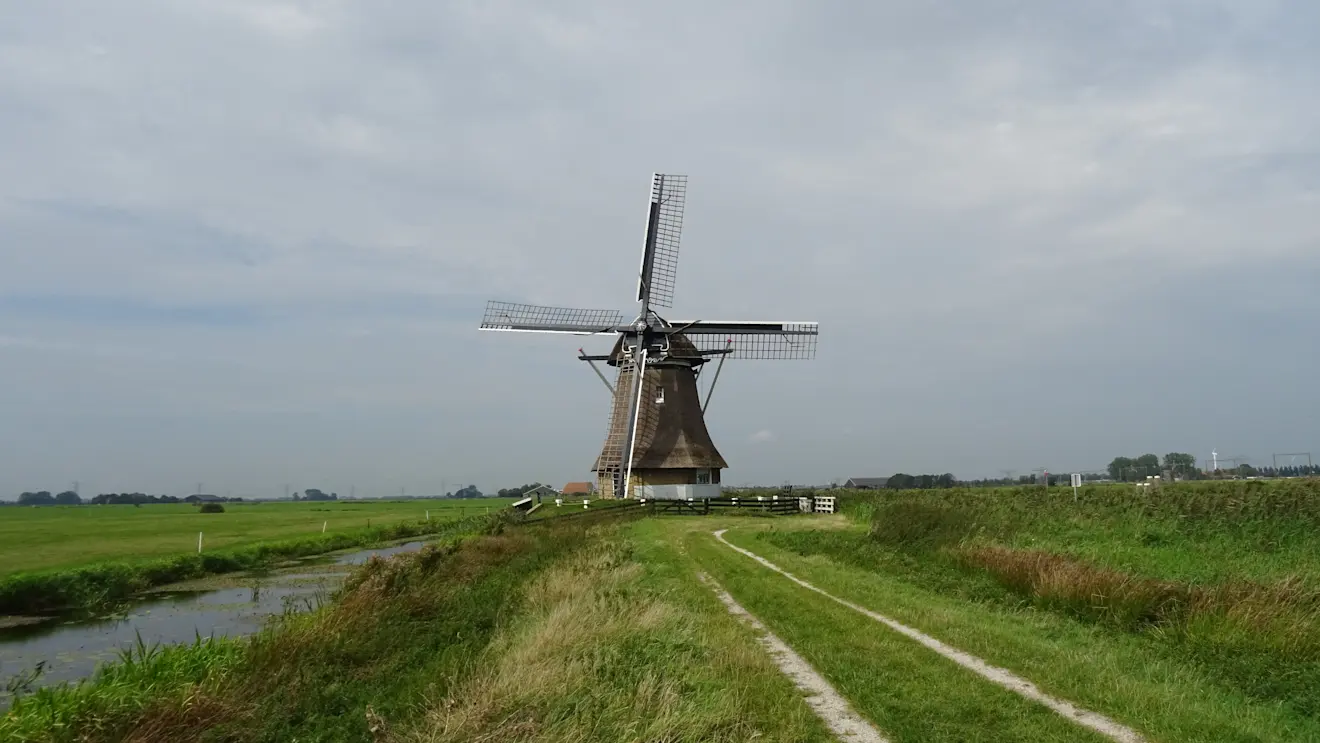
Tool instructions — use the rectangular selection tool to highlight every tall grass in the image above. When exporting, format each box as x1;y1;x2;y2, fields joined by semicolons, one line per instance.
0;514;493;615
769;479;1320;717
405;527;832;742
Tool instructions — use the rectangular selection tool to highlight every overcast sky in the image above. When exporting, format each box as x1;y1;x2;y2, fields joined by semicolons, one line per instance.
1;1;1317;498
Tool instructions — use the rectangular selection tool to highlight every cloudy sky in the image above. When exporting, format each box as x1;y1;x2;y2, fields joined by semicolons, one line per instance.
1;1;1317;498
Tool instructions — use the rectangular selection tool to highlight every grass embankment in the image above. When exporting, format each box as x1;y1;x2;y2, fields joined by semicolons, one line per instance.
0;513;495;616
1;513;576;742
521;496;644;522
403;517;831;742
4;509;833;742
766;480;1320;724
0;499;518;577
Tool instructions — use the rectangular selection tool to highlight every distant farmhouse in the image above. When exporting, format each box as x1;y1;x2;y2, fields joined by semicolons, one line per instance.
185;494;224;503
843;477;889;490
561;482;595;496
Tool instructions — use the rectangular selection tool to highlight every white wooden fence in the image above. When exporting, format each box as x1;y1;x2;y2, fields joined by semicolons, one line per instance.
798;495;836;514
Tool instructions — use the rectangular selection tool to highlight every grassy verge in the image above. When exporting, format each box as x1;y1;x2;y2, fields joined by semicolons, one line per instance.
746;517;1320;740
0;513;496;617
820;484;1320;717
0;514;576;742
399;518;833;742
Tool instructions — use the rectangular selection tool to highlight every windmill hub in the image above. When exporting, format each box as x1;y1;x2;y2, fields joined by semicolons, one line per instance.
480;173;819;501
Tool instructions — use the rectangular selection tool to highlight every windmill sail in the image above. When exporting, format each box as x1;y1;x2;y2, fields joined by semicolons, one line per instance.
671;321;819;359
480;301;626;334
636;174;686;310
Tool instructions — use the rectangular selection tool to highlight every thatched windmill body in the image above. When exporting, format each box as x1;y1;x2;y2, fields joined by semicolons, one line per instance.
480;174;818;499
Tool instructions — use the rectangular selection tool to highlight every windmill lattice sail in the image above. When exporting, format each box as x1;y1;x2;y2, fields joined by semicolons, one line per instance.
480;301;625;334
637;174;686;310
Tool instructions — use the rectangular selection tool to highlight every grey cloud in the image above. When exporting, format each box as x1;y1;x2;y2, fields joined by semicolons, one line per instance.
1;1;1317;495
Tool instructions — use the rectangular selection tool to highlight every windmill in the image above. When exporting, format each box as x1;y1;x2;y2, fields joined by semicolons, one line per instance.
480;173;819;500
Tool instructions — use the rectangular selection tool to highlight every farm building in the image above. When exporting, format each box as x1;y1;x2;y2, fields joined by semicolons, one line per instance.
523;485;557;502
561;482;594;496
843;477;889;490
185;494;224;503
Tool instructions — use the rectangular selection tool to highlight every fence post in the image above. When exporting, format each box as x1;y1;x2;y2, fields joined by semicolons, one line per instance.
198;531;203;553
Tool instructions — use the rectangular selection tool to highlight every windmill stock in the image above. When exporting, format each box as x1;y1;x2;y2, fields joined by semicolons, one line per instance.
480;173;819;500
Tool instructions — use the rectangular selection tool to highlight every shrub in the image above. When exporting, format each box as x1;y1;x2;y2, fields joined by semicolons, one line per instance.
199;503;225;514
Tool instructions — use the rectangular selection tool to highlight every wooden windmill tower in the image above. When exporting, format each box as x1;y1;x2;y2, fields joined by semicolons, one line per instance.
480;173;818;499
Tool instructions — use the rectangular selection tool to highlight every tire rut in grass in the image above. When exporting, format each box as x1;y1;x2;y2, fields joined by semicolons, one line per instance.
712;529;1147;743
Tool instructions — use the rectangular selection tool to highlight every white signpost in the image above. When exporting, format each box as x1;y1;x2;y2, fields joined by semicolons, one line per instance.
1070;473;1082;501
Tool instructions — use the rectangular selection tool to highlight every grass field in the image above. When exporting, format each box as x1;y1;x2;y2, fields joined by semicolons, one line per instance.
767;481;1320;728
3;510;833;742
7;482;1320;741
0;499;516;578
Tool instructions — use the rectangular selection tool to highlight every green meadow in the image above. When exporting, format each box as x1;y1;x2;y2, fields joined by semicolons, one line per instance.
7;483;1320;741
0;499;516;578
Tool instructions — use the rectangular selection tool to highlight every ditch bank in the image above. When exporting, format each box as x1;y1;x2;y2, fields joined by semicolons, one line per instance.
0;514;497;617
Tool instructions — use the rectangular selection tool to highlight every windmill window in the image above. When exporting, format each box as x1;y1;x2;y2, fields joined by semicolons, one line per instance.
696;471;711;484
655;387;665;404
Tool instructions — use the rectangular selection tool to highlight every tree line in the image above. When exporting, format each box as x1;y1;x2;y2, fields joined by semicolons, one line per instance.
494;483;546;498
884;473;959;489
3;491;242;506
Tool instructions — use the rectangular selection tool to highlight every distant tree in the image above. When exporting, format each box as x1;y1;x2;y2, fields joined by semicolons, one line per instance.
1133;454;1160;476
453;485;483;499
54;491;82;505
302;489;335;502
1107;457;1134;481
1163;453;1197;477
497;483;545;498
18;491;55;506
886;474;916;489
